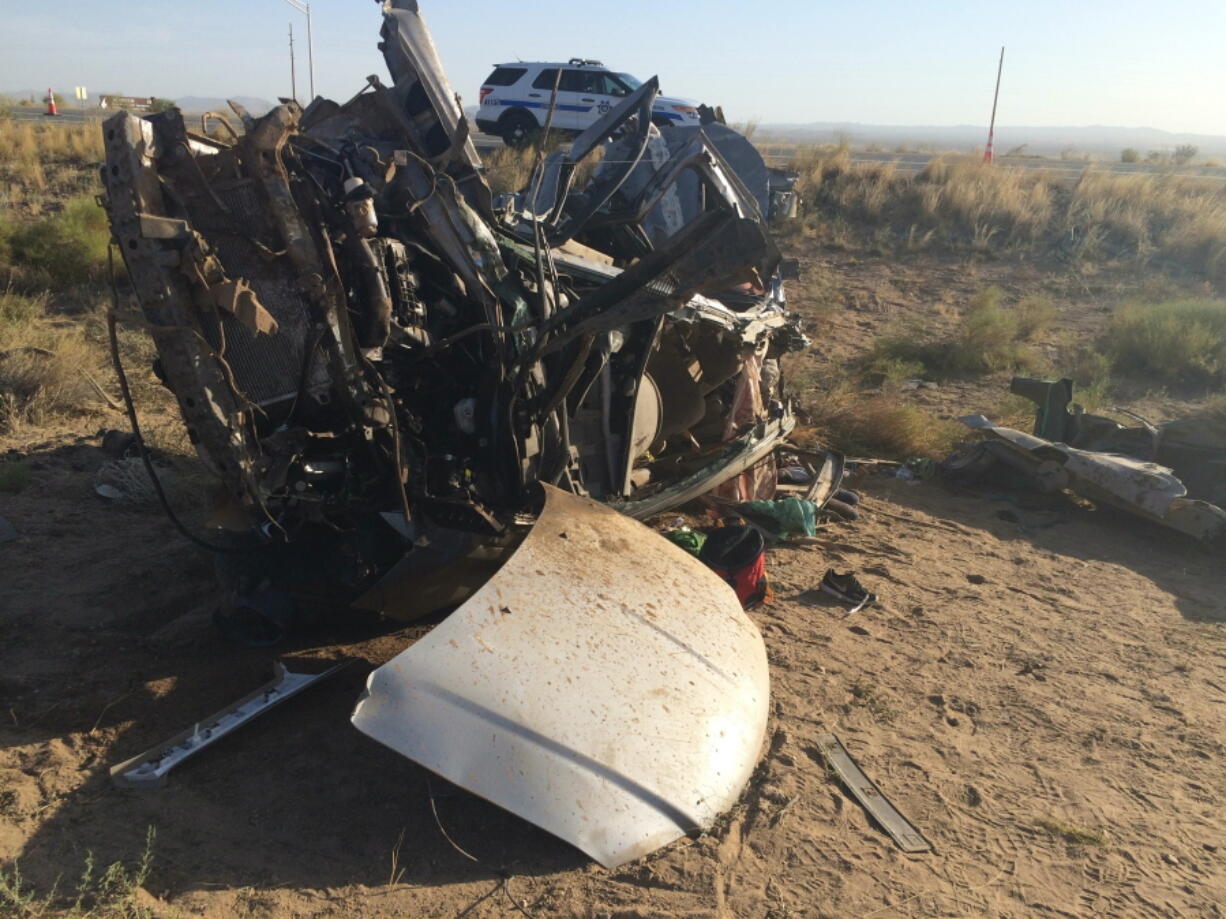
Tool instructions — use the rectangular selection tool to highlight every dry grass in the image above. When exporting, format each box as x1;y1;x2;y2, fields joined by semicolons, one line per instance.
481;141;606;201
481;145;535;197
1067;171;1226;284
786;147;1226;288
0;120;104;168
0;289;112;433
0;120;103;214
1034;817;1107;848
799;385;962;460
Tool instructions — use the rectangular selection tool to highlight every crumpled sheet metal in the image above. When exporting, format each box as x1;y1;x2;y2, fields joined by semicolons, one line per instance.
352;484;770;868
963;414;1226;541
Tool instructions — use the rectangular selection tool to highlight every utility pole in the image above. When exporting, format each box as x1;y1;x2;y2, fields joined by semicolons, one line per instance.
280;0;314;100
984;46;1005;164
289;22;297;102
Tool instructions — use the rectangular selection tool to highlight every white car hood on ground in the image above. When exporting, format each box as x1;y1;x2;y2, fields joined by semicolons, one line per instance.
351;484;770;868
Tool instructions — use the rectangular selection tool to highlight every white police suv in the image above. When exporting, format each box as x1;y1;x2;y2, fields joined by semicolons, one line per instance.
475;59;702;146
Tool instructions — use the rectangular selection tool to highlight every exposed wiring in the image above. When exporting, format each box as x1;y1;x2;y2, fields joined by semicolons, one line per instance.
106;246;244;554
403;320;536;361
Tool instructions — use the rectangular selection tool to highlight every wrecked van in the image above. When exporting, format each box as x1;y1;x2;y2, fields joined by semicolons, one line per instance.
100;0;812;869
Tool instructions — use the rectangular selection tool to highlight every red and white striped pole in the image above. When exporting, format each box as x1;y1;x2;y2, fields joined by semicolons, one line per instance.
984;46;1004;163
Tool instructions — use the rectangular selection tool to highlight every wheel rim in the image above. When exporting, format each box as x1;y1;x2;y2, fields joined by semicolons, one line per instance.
507;121;529;146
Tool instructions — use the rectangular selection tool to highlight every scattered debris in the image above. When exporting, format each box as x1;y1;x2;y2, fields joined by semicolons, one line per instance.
814;733;931;853
958;413;1226;543
944;377;1226;543
698;523;770;608
94;457;159;505
94;483;127;502
110;660;347;788
820;569;877;614
663;526;705;556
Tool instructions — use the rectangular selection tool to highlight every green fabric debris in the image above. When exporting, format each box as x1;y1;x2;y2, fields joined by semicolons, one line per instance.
738;497;818;538
664;528;707;556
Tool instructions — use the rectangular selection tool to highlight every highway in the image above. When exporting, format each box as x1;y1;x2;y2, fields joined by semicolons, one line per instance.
471;131;1225;181
4;106;97;124
9;110;1221;183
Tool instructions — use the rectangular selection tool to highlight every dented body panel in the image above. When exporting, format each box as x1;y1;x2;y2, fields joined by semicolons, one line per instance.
352;485;770;868
963;414;1226;542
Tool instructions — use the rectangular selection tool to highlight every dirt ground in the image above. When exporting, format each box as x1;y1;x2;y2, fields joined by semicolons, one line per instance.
2;249;1225;917
2;417;1224;918
780;240;1223;425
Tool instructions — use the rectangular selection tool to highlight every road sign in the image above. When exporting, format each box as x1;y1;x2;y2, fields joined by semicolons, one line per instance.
74;86;87;101
100;95;153;112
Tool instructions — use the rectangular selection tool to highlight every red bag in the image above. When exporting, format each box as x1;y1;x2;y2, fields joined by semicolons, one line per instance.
699;525;770;609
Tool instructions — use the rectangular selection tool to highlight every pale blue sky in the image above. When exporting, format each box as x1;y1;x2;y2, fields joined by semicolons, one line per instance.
2;0;1223;134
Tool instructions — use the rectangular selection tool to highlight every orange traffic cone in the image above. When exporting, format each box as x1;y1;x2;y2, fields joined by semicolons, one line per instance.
45;88;58;116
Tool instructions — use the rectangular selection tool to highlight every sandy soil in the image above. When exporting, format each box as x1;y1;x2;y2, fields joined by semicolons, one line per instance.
2;413;1224;917
780;240;1223;425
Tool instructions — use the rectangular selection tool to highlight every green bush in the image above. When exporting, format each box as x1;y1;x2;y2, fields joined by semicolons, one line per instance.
7;196;111;287
1014;295;1057;339
1105;298;1226;384
870;286;1042;378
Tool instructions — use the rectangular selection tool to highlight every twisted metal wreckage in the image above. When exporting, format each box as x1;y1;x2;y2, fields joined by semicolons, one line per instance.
100;0;829;868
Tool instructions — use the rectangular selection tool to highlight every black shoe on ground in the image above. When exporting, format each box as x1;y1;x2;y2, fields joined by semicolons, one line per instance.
820;569;876;613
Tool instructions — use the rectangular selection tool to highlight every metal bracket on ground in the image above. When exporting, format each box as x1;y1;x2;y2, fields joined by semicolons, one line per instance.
109;660;348;789
815;732;932;854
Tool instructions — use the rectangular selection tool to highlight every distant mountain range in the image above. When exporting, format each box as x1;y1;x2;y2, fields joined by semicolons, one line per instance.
11;88;1221;158
754;122;1226;158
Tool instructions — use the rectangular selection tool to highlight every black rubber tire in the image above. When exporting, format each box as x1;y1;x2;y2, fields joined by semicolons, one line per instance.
834;489;860;506
824;497;861;521
500;111;539;148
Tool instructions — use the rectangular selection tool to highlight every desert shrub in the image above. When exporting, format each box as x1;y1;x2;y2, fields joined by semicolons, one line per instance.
945;287;1031;373
869;287;1043;378
1065;348;1114;410
1013;294;1057;339
0;826;157;917
5;196;110;287
1120;148;1139;164
1173;144;1198;166
0;307;107;431
1104;298;1226;385
803;386;961;460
